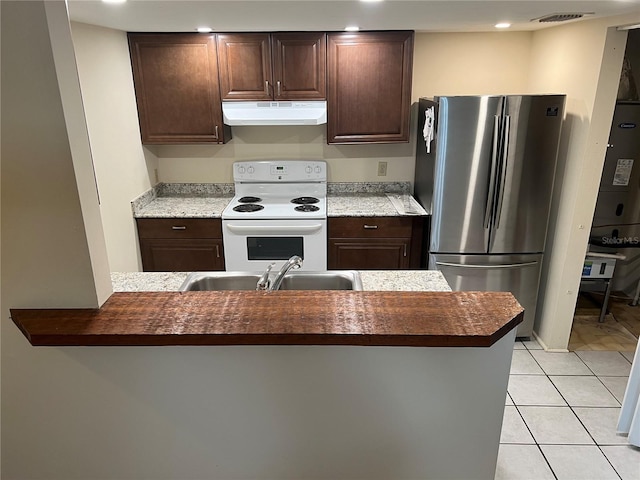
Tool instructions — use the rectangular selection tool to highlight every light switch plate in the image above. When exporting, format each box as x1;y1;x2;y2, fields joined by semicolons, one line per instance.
377;161;387;176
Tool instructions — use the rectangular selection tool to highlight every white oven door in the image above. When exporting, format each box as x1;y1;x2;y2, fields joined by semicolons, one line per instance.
222;220;327;271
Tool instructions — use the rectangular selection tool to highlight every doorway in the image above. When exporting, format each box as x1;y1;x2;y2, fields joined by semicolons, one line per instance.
570;29;640;352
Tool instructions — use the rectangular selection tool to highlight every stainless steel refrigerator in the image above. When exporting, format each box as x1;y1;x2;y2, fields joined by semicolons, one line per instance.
415;95;565;337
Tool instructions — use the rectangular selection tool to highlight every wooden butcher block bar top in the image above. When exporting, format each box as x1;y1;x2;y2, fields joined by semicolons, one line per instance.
11;291;523;347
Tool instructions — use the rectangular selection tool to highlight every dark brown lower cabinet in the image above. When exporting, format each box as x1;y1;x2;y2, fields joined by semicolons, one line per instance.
328;216;423;270
329;239;411;269
137;218;225;272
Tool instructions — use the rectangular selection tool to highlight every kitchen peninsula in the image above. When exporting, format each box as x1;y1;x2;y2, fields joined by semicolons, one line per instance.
11;181;519;479
11;270;522;480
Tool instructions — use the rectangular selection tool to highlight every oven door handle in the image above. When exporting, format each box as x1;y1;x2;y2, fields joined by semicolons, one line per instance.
225;224;324;234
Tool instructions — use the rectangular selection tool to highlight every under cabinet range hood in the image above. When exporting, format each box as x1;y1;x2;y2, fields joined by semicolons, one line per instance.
222;101;327;126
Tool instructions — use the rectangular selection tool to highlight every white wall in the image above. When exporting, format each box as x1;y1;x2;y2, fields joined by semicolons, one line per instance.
150;126;415;184
71;22;158;272
1;0;109;473
1;1;107;310
527;16;635;350
412;31;533;98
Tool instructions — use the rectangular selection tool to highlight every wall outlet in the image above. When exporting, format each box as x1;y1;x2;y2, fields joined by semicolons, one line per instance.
154;168;159;184
377;161;388;176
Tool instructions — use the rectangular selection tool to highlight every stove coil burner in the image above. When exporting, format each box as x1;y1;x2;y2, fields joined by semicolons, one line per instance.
291;196;319;205
233;204;264;213
238;196;262;203
294;204;320;213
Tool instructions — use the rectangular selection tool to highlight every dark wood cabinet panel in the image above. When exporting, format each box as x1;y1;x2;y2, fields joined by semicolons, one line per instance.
272;33;326;100
140;238;224;272
218;32;326;101
328;216;423;269
327;31;413;144
328;239;410;270
217;33;273;101
137;218;224;272
128;33;230;144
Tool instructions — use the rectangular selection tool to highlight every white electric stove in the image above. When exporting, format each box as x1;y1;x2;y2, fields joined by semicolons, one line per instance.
222;160;327;271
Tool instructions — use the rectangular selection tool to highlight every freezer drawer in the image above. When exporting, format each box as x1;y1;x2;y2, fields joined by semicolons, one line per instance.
429;253;543;338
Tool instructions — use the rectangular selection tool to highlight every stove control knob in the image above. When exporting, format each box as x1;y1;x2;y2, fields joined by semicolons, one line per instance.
305;166;312;174
247;166;255;174
238;166;246;174
314;166;322;173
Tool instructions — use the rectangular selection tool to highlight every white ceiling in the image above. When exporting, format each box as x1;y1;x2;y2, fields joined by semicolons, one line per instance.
67;0;640;33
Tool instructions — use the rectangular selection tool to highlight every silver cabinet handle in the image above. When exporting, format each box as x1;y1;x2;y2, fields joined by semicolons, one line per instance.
403;244;407;257
265;81;270;95
363;225;378;229
277;80;281;96
214;125;219;139
215;244;220;258
172;226;187;230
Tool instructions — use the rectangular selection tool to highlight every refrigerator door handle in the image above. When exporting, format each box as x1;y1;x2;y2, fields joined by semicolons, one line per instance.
484;115;501;229
494;114;511;229
435;260;538;269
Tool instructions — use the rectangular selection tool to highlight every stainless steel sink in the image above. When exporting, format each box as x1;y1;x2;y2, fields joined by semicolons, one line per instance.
180;271;363;291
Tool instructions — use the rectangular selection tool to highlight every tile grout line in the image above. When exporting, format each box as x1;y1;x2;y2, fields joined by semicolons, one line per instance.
509;343;626;479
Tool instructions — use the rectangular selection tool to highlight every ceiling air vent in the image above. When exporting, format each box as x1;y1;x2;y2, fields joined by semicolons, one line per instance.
533;12;592;23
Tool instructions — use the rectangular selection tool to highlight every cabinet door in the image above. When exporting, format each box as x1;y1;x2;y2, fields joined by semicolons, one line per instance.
128;33;227;144
140;238;224;272
328;239;410;270
272;33;326;100
217;33;273;101
327;31;413;144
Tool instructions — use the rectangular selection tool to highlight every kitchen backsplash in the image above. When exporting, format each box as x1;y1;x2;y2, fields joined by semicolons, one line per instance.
327;182;410;194
157;183;235;197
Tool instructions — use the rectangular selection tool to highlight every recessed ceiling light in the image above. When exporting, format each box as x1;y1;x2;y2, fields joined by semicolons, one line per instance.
102;0;127;4
197;27;213;33
495;23;511;29
361;0;383;2
345;26;360;32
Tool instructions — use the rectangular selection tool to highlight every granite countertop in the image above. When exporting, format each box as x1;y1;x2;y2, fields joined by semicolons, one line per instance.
134;196;233;218
328;193;427;217
132;182;429;219
110;270;452;292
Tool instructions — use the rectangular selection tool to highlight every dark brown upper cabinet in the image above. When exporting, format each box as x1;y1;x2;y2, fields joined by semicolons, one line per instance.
128;33;230;144
327;31;414;144
217;32;326;101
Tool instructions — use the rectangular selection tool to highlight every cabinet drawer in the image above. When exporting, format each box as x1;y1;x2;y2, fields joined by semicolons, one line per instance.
328;217;413;238
136;218;222;239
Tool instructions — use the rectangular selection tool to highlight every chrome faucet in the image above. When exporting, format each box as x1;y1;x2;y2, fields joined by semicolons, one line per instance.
268;255;303;291
256;262;275;291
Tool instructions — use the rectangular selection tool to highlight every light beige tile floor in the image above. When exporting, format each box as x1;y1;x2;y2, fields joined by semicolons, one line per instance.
496;340;640;480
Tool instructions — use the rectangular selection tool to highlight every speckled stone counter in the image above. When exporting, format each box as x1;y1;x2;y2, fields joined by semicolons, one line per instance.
131;182;428;219
134;196;233;218
111;270;451;292
328;194;428;217
132;183;233;218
